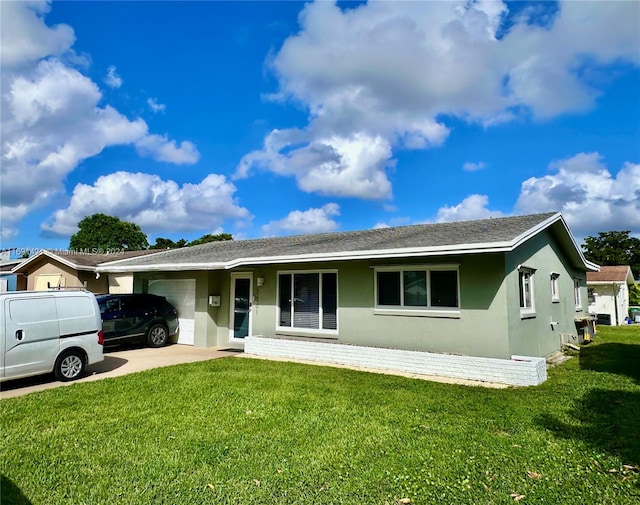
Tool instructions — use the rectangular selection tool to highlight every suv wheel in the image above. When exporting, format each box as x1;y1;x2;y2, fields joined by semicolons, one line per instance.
54;351;85;381
147;324;169;347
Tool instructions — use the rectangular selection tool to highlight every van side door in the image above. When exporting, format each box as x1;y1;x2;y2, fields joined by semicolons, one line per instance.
0;299;5;379
3;296;61;379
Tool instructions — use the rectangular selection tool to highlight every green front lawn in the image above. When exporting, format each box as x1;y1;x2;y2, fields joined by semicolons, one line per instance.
2;326;639;504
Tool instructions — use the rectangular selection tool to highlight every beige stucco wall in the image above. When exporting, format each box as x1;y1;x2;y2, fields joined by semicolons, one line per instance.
108;273;134;294
25;258;108;293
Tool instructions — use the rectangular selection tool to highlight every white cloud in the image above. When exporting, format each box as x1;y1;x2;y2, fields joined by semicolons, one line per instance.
435;194;504;223
515;153;640;236
147;97;166;113
428;152;640;237
238;130;394;199
463;161;486;172
42;172;251;237
262;203;340;236
239;1;638;199
0;2;200;238
0;0;74;68
104;65;122;88
135;134;199;165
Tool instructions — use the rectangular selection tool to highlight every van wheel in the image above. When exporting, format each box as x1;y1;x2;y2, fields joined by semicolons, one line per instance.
54;351;85;382
147;324;169;348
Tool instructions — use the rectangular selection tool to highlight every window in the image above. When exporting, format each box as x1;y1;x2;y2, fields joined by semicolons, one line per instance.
375;266;459;314
278;271;337;333
98;298;120;314
56;296;95;319
10;297;57;324
518;267;535;316
574;278;582;310
550;273;560;302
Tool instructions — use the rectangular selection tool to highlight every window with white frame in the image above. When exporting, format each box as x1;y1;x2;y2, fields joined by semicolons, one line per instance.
277;271;337;333
375;266;459;311
550;273;560;302
518;267;535;314
574;278;582;310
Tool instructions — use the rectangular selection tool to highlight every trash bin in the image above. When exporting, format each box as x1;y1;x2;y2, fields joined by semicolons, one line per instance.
630;306;640;323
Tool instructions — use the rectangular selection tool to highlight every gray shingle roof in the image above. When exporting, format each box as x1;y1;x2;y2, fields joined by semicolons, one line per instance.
62;250;158;268
12;249;159;273
101;212;558;269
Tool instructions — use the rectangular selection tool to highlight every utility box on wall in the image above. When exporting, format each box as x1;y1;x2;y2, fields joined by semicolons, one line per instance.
208;295;221;307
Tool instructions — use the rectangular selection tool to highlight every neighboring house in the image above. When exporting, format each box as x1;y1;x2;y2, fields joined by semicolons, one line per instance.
11;249;158;294
97;212;598;386
587;265;635;325
0;259;26;292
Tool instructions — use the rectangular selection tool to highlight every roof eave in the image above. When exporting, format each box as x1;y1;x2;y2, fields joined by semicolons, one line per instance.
12;250;81;273
541;213;599;272
97;263;228;273
98;242;518;273
94;212;585;273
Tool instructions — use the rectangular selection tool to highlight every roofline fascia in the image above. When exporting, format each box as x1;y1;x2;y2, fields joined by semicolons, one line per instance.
534;213;599;272
97;263;228;273
587;280;629;285
10;250;46;273
508;212;562;250
222;243;516;269
12;250;76;273
10;250;99;273
97;242;520;273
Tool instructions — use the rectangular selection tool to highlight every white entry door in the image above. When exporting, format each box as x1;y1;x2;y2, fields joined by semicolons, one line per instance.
148;279;196;345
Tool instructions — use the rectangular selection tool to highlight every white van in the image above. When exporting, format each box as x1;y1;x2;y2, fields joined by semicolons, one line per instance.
1;290;104;382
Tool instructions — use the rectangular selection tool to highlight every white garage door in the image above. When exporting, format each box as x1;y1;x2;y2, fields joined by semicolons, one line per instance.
148;279;196;345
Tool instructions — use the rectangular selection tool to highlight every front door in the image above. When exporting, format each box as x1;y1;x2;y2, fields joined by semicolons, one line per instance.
230;274;252;341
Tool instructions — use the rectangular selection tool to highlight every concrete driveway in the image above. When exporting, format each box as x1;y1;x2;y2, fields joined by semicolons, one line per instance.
0;345;240;399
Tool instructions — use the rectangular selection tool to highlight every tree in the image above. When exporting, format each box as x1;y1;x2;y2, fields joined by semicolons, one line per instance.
582;231;640;279
150;234;231;249
188;233;233;247
630;283;640;306
150;238;182;250
70;214;148;251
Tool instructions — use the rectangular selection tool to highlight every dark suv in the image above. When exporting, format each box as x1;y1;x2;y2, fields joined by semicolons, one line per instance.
96;294;179;348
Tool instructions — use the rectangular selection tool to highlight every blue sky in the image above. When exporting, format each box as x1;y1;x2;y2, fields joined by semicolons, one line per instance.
1;0;639;253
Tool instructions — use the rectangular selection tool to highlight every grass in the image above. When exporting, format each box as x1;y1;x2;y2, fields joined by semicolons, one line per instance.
1;326;639;504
